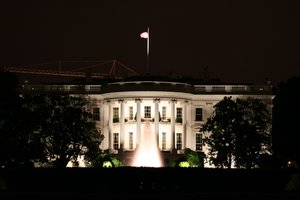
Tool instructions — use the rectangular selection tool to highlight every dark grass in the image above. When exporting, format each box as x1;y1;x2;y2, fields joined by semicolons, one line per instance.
0;167;299;199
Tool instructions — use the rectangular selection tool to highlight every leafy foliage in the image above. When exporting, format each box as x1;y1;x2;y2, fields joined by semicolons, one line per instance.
85;149;122;167
169;148;205;167
200;96;271;169
34;94;104;167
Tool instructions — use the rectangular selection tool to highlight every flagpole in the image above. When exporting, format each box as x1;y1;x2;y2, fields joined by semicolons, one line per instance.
146;27;150;74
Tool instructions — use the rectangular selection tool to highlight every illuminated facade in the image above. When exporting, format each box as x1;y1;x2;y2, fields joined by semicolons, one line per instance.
23;80;274;167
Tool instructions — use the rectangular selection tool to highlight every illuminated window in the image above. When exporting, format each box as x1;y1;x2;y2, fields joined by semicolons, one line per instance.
129;132;133;150
144;106;151;118
162;132;166;150
195;133;202;151
195;108;203;121
113;133;119;150
176;133;182;150
176;107;182;123
113;107;119;123
162;106;167;120
129;106;133;120
92;107;100;121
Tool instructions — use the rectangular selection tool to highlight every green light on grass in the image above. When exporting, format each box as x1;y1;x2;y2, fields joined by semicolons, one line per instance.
179;161;190;167
103;161;113;168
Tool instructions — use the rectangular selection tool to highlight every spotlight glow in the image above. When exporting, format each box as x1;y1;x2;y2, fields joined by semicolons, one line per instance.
131;121;163;167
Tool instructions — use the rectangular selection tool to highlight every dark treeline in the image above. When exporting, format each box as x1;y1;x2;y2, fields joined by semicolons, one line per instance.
0;72;104;168
272;76;300;167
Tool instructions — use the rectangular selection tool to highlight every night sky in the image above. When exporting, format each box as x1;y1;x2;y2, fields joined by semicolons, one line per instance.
1;0;300;84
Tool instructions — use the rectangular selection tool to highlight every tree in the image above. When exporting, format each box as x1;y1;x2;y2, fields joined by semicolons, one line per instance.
200;97;238;168
200;96;271;169
0;73;103;168
0;72;22;167
0;72;43;167
34;94;104;168
272;77;300;167
234;98;271;168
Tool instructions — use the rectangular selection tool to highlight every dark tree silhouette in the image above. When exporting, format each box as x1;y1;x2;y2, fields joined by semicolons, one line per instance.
32;94;104;168
272;76;300;167
0;72;44;167
0;72;23;167
234;98;271;168
200;96;271;169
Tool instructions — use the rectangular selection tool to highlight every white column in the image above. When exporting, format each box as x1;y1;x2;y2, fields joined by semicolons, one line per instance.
186;101;192;149
108;100;113;150
136;98;141;148
170;99;176;151
154;98;160;146
119;99;125;150
101;101;108;150
183;100;188;149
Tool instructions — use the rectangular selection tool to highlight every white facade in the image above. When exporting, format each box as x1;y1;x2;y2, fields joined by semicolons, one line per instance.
25;80;274;167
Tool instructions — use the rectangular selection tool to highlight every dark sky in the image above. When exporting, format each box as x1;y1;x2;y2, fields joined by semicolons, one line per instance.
1;0;300;84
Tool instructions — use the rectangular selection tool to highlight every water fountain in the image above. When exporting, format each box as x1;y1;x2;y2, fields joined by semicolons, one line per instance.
131;121;164;167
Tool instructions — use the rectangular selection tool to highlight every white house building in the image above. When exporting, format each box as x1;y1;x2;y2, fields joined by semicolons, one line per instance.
22;78;274;167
